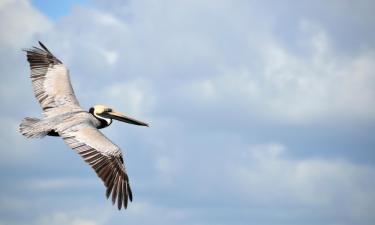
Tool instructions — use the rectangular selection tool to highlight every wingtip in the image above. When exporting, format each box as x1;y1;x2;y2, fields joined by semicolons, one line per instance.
38;41;44;48
128;186;133;202
38;41;50;52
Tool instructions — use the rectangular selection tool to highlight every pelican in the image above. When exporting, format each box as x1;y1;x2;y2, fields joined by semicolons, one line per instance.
19;42;149;210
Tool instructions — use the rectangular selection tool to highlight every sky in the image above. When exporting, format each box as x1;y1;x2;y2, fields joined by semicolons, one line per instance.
0;0;374;224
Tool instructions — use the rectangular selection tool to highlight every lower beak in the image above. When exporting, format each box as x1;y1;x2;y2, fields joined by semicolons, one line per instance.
103;111;149;127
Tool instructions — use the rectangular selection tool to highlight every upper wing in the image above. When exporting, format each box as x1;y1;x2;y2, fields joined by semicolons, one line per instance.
24;42;81;114
61;123;133;210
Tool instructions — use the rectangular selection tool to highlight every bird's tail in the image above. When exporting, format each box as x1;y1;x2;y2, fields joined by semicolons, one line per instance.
19;117;48;138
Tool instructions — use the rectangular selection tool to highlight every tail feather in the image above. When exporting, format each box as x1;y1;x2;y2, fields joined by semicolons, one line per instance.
19;117;48;138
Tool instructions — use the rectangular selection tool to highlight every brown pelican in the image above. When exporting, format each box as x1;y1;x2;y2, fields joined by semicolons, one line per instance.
19;42;149;210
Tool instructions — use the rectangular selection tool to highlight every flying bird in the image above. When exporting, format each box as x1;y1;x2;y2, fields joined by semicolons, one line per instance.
19;42;149;210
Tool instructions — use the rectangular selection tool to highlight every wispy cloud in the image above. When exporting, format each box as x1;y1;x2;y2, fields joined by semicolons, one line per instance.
23;177;98;190
37;212;100;225
0;0;51;48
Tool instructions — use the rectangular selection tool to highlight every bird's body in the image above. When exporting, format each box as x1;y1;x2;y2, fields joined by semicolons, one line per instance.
19;42;148;210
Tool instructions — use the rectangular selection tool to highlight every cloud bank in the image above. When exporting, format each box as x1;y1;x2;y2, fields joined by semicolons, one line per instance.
0;0;374;225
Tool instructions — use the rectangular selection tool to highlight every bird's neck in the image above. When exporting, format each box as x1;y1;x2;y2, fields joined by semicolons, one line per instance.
89;108;112;129
95;116;112;129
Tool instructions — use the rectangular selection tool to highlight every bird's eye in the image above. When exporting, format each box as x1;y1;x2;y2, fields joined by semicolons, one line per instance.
106;108;112;112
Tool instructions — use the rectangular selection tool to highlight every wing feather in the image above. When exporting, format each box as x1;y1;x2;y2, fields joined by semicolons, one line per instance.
118;179;123;210
24;42;81;114
61;124;132;210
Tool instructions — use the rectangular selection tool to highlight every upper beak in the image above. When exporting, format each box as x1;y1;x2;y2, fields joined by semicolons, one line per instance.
102;111;149;127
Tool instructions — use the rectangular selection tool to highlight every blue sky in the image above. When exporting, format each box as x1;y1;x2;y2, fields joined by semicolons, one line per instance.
0;0;375;224
31;0;88;20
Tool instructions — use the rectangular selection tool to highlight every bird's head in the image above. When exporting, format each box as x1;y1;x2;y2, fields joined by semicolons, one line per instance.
89;104;149;128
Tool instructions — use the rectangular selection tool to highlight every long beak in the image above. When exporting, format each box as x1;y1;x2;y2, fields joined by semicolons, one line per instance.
102;111;149;127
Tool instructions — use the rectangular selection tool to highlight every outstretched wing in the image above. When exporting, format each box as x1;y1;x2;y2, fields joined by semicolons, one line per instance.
61;123;133;210
24;42;81;114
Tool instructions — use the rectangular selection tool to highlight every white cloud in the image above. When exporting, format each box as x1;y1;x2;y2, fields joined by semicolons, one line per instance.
257;23;375;122
230;143;375;222
0;0;51;48
1;0;374;225
178;21;375;123
0;117;43;165
127;201;189;221
99;79;155;117
37;212;100;225
24;177;97;190
101;50;118;65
